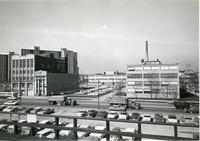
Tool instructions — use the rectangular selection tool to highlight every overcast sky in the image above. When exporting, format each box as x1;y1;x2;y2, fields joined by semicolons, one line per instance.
0;0;198;74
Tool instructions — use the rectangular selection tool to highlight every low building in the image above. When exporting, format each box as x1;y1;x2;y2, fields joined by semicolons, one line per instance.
35;70;78;96
88;71;126;87
126;60;180;99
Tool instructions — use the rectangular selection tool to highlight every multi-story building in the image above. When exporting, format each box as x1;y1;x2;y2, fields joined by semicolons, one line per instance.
126;60;179;99
11;47;79;96
21;47;78;74
0;52;15;83
88;71;126;87
126;41;179;99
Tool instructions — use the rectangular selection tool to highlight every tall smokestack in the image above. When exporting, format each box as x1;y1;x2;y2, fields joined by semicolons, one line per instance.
145;40;149;61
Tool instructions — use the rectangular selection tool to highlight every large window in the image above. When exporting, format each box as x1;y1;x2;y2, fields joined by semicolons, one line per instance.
144;81;159;86
20;60;23;68
144;73;159;78
161;73;178;78
13;60;15;68
23;60;26;67
127;74;142;78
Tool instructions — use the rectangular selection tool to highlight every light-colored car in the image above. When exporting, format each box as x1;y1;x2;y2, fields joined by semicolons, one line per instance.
142;114;152;122
77;124;94;138
4;100;19;106
2;106;16;112
107;111;118;119
123;128;137;141
30;107;42;114
179;116;194;125
166;115;178;123
76;110;87;117
118;111;129;120
90;126;106;139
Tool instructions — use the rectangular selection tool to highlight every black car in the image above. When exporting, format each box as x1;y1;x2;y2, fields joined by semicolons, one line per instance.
87;110;98;117
44;108;55;114
154;113;165;123
130;112;141;121
96;111;108;119
25;107;34;113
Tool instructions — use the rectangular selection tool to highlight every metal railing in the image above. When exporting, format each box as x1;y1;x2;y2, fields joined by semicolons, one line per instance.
0;111;199;141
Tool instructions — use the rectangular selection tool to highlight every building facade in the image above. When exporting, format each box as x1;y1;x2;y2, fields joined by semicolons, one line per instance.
88;71;126;87
0;52;15;84
126;60;180;99
11;47;79;96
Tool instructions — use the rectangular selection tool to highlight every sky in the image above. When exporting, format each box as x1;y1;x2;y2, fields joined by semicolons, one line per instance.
0;0;198;74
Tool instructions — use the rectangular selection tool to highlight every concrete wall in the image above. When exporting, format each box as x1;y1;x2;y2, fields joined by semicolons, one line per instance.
47;73;79;95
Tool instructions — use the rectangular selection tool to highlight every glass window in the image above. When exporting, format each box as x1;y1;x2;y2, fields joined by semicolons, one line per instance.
20;60;23;68
127;74;142;78
127;67;135;71
13;70;15;74
161;73;178;78
152;66;159;70
169;66;178;70
144;81;151;86
31;59;33;67
144;66;151;71
135;67;143;71
161;66;168;70
144;73;159;78
23;60;26;67
135;81;142;86
161;81;169;86
27;60;30;67
13;60;15;68
127;81;135;86
16;60;18;68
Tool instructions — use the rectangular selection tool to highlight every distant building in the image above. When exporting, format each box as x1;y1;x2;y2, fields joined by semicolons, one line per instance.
11;47;79;96
0;52;15;83
88;71;126;87
126;41;180;99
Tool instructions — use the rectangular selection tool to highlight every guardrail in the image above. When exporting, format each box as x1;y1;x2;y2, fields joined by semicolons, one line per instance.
0;111;199;141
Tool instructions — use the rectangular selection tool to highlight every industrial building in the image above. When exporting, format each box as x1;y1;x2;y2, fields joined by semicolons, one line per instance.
126;41;180;99
88;71;126;87
11;47;79;96
0;52;15;84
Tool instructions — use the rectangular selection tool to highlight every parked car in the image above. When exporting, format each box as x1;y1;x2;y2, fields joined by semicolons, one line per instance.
90;126;106;139
110;127;122;141
76;110;87;117
87;110;98;117
123;128;137;141
118;111;129;120
142;114;152;122
107;111;118;119
0;105;7;111
30;107;42;114
166;115;178;123
25;107;34;113
77;124;94;138
37;108;55;115
7;96;18;100
193;116;199;125
2;106;17;112
154;113;165;123
96;111;108;119
4;100;19;106
0;124;9;134
130;112;141;121
179;116;194;125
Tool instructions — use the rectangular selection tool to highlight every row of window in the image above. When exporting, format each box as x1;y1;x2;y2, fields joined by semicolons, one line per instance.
127;81;178;86
127;88;178;94
12;59;34;68
127;73;178;79
127;66;178;71
12;76;34;81
13;70;34;74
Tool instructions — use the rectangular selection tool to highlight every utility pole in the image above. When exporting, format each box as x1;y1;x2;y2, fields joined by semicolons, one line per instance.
97;80;100;111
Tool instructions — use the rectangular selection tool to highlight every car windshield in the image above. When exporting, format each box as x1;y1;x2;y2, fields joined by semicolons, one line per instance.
144;115;151;117
169;115;177;119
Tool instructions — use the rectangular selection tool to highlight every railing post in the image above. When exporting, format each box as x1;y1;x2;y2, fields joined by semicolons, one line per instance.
55;117;59;139
14;124;18;134
174;125;178;139
106;120;110;141
137;122;142;141
73;118;78;140
30;126;35;136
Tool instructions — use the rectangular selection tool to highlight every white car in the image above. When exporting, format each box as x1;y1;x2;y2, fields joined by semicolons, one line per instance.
4;100;19;106
123;128;137;141
90;126;106;139
118;111;129;120
142;114;152;122
166;115;178;123
2;106;15;112
107;111;118;119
